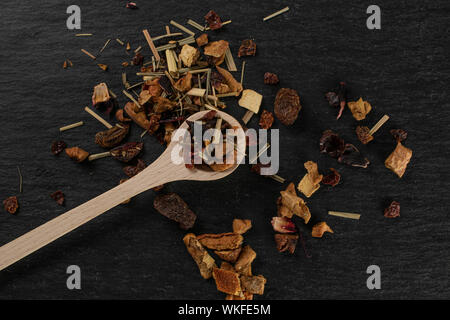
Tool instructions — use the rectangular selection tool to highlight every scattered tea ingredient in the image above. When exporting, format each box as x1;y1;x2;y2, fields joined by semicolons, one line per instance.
264;72;279;85
214;248;242;263
238;89;262;114
196;33;208;47
311;222;334;238
328;211;360;220
347;97;372;121
92;83;114;115
240;275;266;295
369;114;390;136
279;183;311;223
322;168;341;187
238;39;256;58
126;2;138;9
338;143;370;168
183;233;217;279
274;88;301;126
84;106;113;129
197;233;243;250
179;44;200;67
259;110;274;129
319;130;345;158
274;234;298;254
65;147;89;162
123;159;146;177
271;217;297;233
50;191;65;206
385;142;412;178
325;81;346;119
95;124;130;148
51;140;67;155
110;142;143;162
88;152;111;161
216;65;243;95
81;48;96;60
297;161;323;198
390;129;407;142
263;6;290;21
384;201;400;218
204;10;223;30
356;126;374;144
3;196;19;214
234;245;256;273
59;121;84;132
154;193;196;230
232;219;252;234
212;267;242;296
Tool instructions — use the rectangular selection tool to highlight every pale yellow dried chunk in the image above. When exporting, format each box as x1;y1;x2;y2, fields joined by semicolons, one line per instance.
347;97;372;121
279;183;311;224
297;161;323;198
238;89;262;114
385;142;412;178
179;44;200;67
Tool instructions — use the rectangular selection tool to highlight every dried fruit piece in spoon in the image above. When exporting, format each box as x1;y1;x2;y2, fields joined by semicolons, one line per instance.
311;222;333;238
238;39;256;57
322;168;341;187
347;97;372;121
205;10;223;30
385;142;412;178
325;81;346;119
95;124;130;148
110;142;143;163
51;140;67;155
3;196;19;214
154;193;196;230
65;147;89;162
384;201;400;218
264;72;279;85
50;191;65;206
279;182;311;223
274;88;301;126
297;161;323;198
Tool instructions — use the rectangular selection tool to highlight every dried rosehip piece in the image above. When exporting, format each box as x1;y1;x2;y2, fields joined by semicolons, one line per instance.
259;110;274;129
356;126;374;145
95;124;130;148
50;191;65;206
325;82;347;119
384;201;400;218
205;10;223;30
274;88;301;126
390;129;407;142
264;72;279;85
51;140;67;155
3;196;19;214
322;168;341;187
319;130;345;158
238;39;256;58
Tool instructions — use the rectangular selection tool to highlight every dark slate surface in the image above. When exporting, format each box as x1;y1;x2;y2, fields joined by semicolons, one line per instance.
0;0;449;299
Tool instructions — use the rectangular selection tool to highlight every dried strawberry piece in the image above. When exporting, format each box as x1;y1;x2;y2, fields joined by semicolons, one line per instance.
51;140;67;155
238;39;256;58
123;159;146;177
50;191;65;206
205;10;223;30
390;129;407;142
322;168;341;187
259;110;274;129
264;72;279;85
3;196;19;214
384;201;400;218
271;217;297;233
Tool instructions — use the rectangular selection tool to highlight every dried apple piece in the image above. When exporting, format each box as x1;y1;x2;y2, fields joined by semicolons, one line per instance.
183;233;217;279
65;147;89;162
238;89;262;114
297;161;323;198
347;97;372;121
311;222;334;238
280;183;311;224
204;40;229;58
179;44;200;67
385;142;412;178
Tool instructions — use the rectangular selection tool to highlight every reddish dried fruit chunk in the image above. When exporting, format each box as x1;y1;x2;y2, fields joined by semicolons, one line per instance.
132;52;144;66
3;196;19;214
123;159;146;177
259;110;274;129
319;130;345;158
274;88;301;126
153;193;196;230
238;39;256;58
384;201;400;218
110;142;143;163
204;10;223;30
126;2;138;9
264;72;279;85
51;140;67;155
322;168;341;187
271;217;297;233
50;191;65;206
390;129;407;142
274;234;298;254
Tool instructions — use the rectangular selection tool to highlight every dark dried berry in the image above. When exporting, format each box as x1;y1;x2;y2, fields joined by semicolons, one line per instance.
95;124;130;148
238;39;256;58
322;168;341;187
264;72;279;85
204;10;223;30
3;196;19;214
51;140;67;155
338;143;370;168
110;142;143;163
319;130;345;158
274;88;301;126
390;129;407;142
132;52;144;66
259;110;274;129
123;159;146;177
325;81;347;119
153;193;196;230
274;234;298;254
50;191;65;206
384;201;400;218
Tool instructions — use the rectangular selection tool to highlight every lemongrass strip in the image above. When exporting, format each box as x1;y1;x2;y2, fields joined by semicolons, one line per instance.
225;48;237;72
164;71;176;86
81;49;96;60
108;89;117;99
127;81;144;90
216;92;239;98
134;46;142;53
240;60;246;85
142;29;161;61
99;39;111;53
152;32;183;42
166;50;177;73
116;38;124;45
205;20;232;30
263;6;290;21
269;175;285;183
88;152;111;161
84;107;112;128
186;68;210;74
165;25;170;34
187;19;205;31
328;211;361;220
369;115;390;136
204;103;219;111
141;129;148;138
76;33;93;36
59;121;84;132
156;43;177;51
122;90;143;109
136;72;165;76
187;88;206;97
178;36;196;46
242;110;254;124
170;20;195;36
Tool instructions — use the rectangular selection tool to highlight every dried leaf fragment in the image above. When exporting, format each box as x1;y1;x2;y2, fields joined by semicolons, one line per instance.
232;219;252;234
97;63;108;71
297;161;323;198
183;233;217;279
3;196;19;214
338;143;370;168
347;97;372;121
311;222;334;238
385;142;412;178
274;234;298;254
238;89;262;114
65;147;89;162
154;193;196;230
197;233;243;250
280;183;311;223
50;191;65;206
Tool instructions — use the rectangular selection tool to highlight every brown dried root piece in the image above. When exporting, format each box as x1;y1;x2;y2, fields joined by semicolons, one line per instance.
311;222;334;238
385;142;412;178
297;161;323;198
65;147;89;162
154;193;196;230
215;247;242;263
234;245;256;274
240;275;266;295
280;182;311;223
274;234;298;254
197;233;243;250
212;267;242;296
232;219;252;234
183;233;217;279
216;65;243;96
347;97;372;121
179;44;200;67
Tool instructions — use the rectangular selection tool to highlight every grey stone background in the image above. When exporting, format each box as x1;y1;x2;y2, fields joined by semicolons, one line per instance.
0;0;448;299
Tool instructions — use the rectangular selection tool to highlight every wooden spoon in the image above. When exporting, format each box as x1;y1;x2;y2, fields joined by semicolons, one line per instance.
0;110;245;271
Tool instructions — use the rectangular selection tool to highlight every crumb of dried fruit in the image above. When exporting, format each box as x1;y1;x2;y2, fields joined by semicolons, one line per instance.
196;33;208;47
173;72;193;93
110;142;143;163
234;245;256;274
123;159;146;177
319;130;345;158
390;129;407;142
212;268;242;296
65;147;89;162
216;65;243;96
153;193;196;230
385;142;412;178
338;143;370;168
197;233;243;250
311;222;334;238
50;191;65;206
220;261;235;271
95;124;130;148
92;82;114;114
325;82;347;120
322;168;341;187
274;234;298;254
126;2;138;9
232;219;252;234
214;247;242;263
297;161;323;198
97;63;108;71
132;52;144;66
204;10;223;30
3;196;19;214
279;183;311;223
204;40;229;65
183;233;217;279
179;44;200;67
122;61;129;67
115;109;131;122
51;140;67;155
347;97;372;121
259;110;274;129
384;201;400;218
274;88;301;126
271;217;297;233
356;126;374;144
276;196;293;218
238;39;256;58
240;275;266;295
264;72;279;85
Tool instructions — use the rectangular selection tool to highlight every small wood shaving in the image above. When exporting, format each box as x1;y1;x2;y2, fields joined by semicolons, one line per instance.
84;106;112;129
59;121;84;132
80;49;96;60
170;20;195;36
328;211;361;220
263;6;290;21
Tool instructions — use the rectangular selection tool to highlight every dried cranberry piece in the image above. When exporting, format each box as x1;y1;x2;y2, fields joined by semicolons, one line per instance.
264;72;279;85
51;140;67;155
384;201;400;218
322;168;341;186
204;10;223;30
50;191;65;206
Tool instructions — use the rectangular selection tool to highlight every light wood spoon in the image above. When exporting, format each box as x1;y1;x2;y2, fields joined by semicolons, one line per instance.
0;110;244;271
